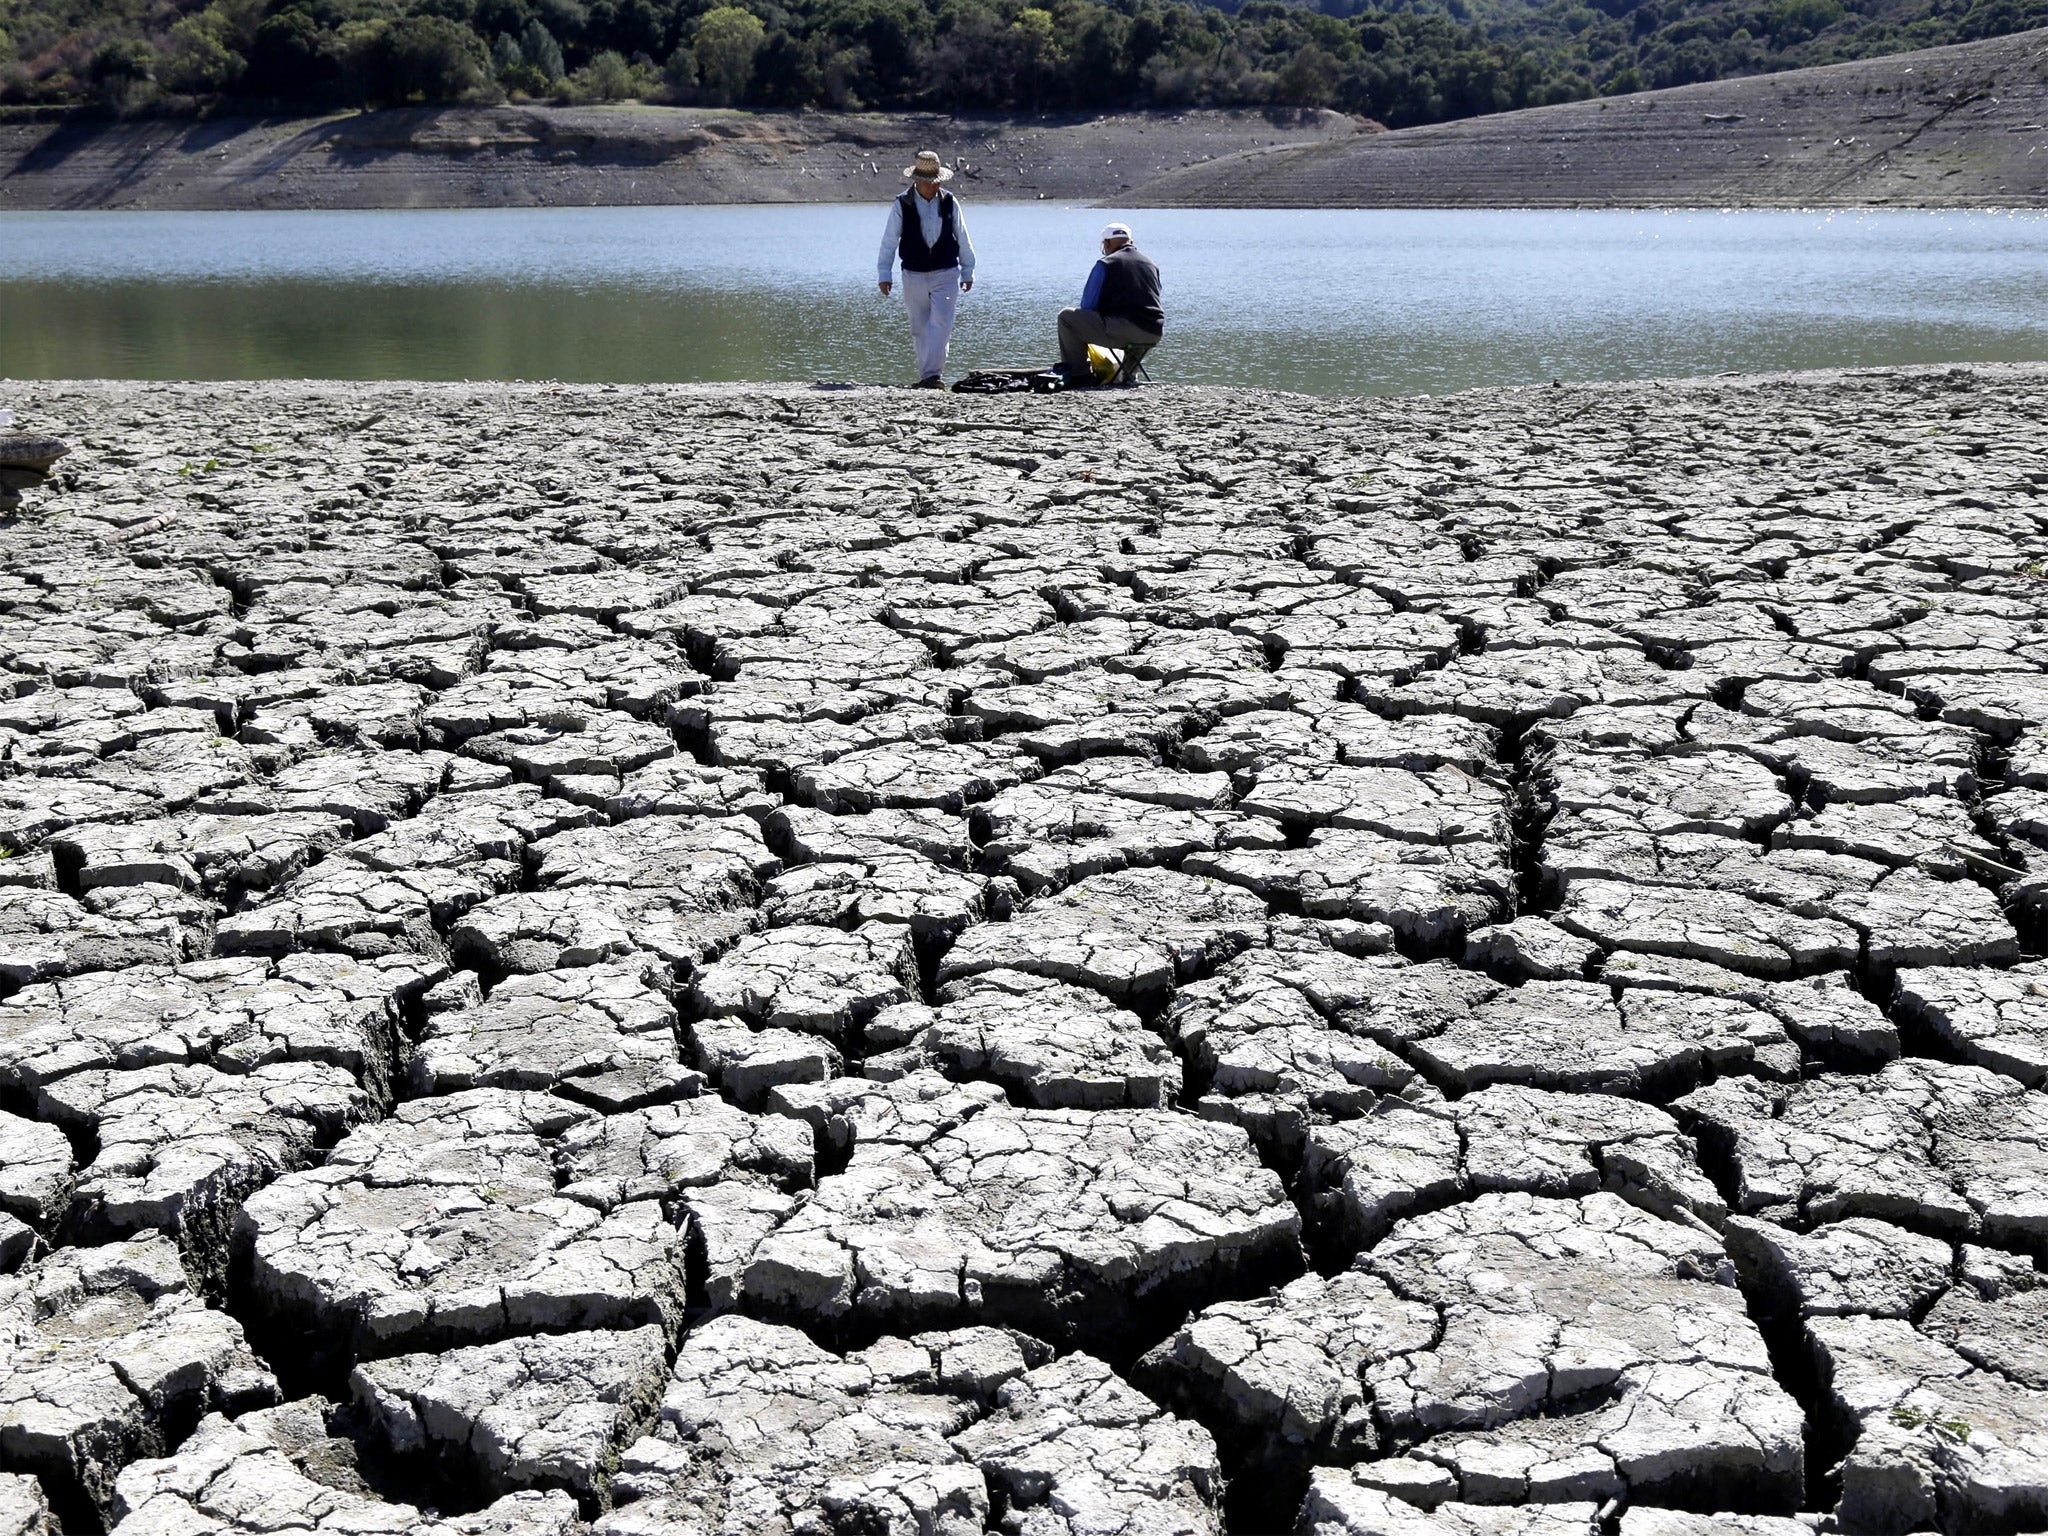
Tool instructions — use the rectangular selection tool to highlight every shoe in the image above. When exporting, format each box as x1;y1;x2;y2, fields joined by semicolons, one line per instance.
915;374;943;389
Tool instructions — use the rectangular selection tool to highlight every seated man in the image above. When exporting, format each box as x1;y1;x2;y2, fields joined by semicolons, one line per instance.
1057;223;1163;386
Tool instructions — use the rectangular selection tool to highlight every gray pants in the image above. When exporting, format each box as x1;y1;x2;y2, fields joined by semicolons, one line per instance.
1058;308;1160;374
902;267;960;381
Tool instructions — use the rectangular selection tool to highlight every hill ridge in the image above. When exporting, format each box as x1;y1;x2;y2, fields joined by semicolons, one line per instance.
1128;26;2048;206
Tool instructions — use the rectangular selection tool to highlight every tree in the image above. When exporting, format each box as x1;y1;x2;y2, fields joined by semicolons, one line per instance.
1765;0;1847;44
535;0;590;40
819;41;867;106
153;0;261;94
1275;39;1336;102
921;3;1015;108
520;18;566;80
751;28;821;103
588;0;664;58
244;11;334;96
854;1;922;97
371;13;491;100
1070;9;1133;103
88;34;155;104
693;4;764;101
161;16;244;91
1009;6;1064;106
307;19;371;102
661;42;698;96
90;36;154;80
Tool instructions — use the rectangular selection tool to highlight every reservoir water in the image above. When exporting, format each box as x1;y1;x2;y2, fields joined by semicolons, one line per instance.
2;205;2046;395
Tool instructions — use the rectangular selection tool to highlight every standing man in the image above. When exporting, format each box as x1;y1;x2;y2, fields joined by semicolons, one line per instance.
878;150;976;389
1056;222;1163;387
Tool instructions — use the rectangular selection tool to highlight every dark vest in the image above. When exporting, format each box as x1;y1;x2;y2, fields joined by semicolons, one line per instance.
1097;246;1164;334
897;189;961;273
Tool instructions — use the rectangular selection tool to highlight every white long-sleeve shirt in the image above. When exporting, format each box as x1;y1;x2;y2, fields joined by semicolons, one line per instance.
878;190;976;284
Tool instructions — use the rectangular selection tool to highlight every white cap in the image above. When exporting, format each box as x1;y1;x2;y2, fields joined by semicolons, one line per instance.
1100;222;1132;242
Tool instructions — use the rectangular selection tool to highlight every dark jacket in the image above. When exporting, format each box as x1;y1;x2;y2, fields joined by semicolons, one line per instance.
897;189;961;273
1097;246;1164;334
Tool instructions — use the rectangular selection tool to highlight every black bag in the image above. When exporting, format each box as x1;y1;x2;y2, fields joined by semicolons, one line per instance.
950;371;1033;394
951;366;1071;395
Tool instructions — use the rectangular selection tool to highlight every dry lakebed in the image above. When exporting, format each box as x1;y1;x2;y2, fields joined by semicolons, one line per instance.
0;366;2044;1534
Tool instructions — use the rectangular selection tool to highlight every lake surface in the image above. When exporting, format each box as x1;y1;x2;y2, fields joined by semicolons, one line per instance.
4;206;2047;395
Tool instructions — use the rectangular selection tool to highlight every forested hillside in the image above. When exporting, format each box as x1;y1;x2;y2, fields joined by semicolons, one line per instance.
1291;0;2048;92
2;0;2041;123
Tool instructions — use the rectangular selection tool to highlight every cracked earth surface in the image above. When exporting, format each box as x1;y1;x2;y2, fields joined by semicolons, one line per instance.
0;366;2045;1536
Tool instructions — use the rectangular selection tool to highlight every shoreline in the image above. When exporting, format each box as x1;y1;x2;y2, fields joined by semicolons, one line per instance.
9;362;2048;413
11;357;2047;398
9;199;2046;212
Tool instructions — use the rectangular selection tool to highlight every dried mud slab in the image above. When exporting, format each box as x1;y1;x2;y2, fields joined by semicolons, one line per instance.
935;867;1274;1009
690;921;918;1040
868;969;1181;1108
408;962;698;1110
1163;945;1414;1152
598;1314;1028;1536
1300;1086;1724;1250
450;814;775;976
0;1475;56;1536
0;887;191;987
1726;1210;2048;1533
1154;1194;1800;1516
349;1324;669;1504
742;1105;1301;1349
0;1235;276;1522
602;1314;1225;1536
112;1399;583;1536
0;953;432;1101
1299;1478;1601;1534
234;1089;689;1365
949;1352;1225;1535
1554;879;1859;977
1893;960;2048;1086
1188;830;1511;950
1676;1059;2048;1245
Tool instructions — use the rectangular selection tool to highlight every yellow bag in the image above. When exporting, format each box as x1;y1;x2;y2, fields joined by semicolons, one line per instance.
1086;344;1120;385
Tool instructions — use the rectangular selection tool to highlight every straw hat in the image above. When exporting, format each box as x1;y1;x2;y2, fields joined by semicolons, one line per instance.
904;150;954;182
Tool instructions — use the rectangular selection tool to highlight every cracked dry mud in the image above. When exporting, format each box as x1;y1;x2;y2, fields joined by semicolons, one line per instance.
0;365;2044;1535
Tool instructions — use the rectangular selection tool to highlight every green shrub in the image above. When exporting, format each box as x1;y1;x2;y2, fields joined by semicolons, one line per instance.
89;34;155;82
567;45;632;97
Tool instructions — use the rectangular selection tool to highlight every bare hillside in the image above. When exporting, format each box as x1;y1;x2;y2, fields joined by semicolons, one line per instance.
1131;28;2048;207
0;105;1357;211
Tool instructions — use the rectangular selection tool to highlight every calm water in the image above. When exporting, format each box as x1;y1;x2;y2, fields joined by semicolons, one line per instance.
3;206;2046;395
